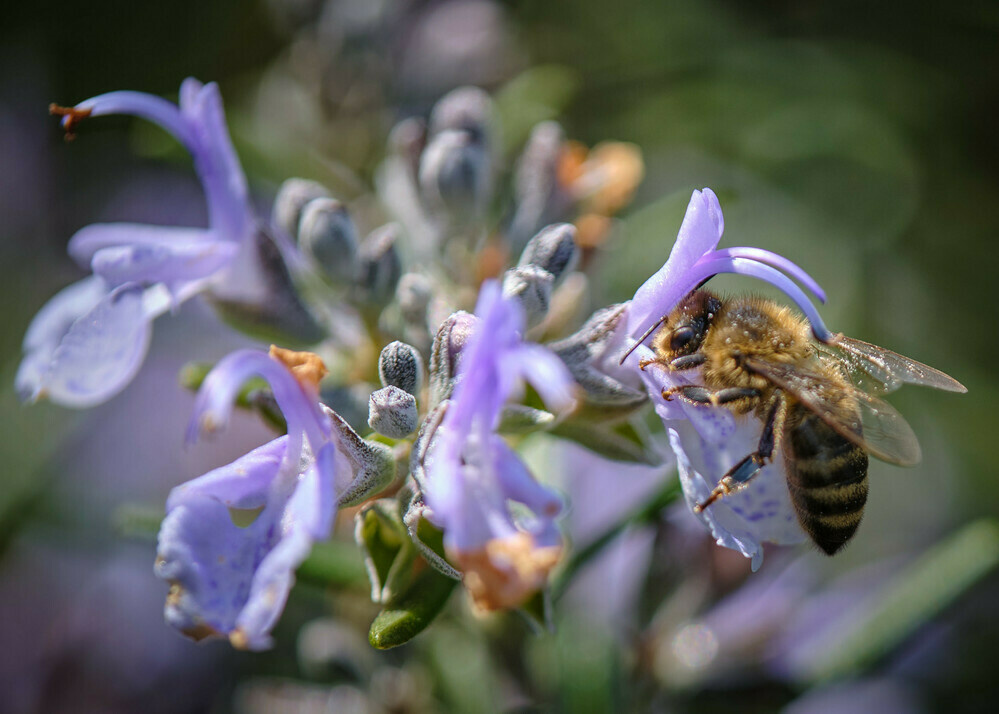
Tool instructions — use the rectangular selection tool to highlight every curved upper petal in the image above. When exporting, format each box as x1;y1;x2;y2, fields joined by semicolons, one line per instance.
40;283;153;408
188;349;328;447
68;223;215;267
90;240;239;295
627;188;724;337
178;79;250;242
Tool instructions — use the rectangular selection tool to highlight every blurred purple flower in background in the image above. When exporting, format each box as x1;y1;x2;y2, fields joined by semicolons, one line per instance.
156;346;338;650
624;188;832;569
16;78;317;409
423;280;575;611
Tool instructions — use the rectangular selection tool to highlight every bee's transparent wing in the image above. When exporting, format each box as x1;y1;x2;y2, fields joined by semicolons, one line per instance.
824;335;966;395
743;357;922;466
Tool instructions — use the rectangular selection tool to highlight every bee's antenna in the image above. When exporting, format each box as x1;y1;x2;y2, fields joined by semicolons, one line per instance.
619;314;668;365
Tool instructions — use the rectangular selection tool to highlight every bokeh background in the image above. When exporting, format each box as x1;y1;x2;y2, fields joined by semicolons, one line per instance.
2;1;999;712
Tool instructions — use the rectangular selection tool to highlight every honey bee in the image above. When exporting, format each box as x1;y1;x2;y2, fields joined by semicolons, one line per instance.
634;290;966;554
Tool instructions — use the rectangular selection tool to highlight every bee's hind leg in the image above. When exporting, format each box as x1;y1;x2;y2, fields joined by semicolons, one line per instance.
693;395;788;513
662;385;759;407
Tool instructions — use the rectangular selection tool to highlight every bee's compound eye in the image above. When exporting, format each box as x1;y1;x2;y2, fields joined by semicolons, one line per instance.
670;326;696;353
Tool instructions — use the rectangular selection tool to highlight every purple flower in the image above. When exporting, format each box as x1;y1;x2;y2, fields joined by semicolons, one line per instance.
155;347;337;650
422;281;575;611
17;79;275;408
625;189;831;569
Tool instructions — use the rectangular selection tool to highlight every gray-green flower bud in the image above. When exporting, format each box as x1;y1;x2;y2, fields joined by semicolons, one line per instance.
418;130;491;223
368;386;419;439
428;311;477;404
502;264;554;328
273;178;331;239
396;273;433;327
378;341;424;396
428;86;493;139
518;223;578;285
356;224;403;307
298;198;358;285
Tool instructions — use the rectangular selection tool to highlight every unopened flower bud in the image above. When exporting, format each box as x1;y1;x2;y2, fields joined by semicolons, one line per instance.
298;198;358;285
378;341;424;396
387;117;427;181
502;265;554;328
518;223;578;285
368;386;419;439
418;130;491;223
273;178;331;238
428;86;492;140
356;224;402;307
508;121;568;248
396;272;433;326
428;310;477;404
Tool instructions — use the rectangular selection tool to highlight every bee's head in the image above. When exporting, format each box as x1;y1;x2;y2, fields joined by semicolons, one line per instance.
655;290;722;359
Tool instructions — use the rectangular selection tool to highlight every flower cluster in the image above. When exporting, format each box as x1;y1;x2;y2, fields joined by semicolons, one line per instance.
19;76;941;649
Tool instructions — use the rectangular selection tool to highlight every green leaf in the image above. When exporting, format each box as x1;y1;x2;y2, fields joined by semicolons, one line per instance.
549;419;659;465
368;565;458;649
296;540;369;589
355;500;417;603
112;503;165;541
798;518;999;685
498;405;556;435
494;65;579;155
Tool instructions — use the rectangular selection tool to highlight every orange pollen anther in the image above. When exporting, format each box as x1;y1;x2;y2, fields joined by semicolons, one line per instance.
269;345;328;394
49;104;93;141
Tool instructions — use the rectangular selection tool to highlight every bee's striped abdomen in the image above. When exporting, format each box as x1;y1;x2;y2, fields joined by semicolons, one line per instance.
785;410;869;555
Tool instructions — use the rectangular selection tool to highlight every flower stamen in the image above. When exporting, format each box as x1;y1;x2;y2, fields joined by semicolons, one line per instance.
269;345;328;394
48;103;92;140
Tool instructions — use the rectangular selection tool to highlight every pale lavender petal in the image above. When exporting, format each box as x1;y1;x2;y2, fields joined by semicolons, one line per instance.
628;188;724;336
669;423;806;571
42;283;152;408
285;441;337;540
514;344;577;412
165;437;288;512
177;79;250;242
16;276;107;403
231;528;313;650
90;240;239;293
492;437;563;520
713;247;826;303
68;223;215;267
189;350;328;446
156;488;287;647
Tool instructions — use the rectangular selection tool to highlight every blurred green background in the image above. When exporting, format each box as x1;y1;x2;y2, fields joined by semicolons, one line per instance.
2;1;998;712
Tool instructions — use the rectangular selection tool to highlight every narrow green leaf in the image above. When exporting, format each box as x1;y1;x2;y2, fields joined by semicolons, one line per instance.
368;566;458;649
549;420;659;464
800;519;999;684
498;405;556;434
297;540;369;588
